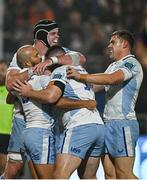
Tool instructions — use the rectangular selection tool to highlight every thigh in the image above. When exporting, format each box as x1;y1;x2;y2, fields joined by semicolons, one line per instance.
24;128;55;165
8;117;26;154
28;160;38;179
101;154;116;179
105;120;139;157
114;156;137;179
54;153;82;179
77;156;100;179
34;164;54;179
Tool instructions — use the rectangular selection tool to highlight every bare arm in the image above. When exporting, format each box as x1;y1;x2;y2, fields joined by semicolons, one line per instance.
12;80;62;104
6;69;31;91
12;79;96;110
67;67;125;85
57;52;86;66
56;97;96;110
33;52;86;75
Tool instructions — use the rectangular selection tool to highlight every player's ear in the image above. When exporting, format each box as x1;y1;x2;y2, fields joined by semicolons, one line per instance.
123;40;128;49
23;59;32;68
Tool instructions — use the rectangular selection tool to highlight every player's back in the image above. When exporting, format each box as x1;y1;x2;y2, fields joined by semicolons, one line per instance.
51;65;103;129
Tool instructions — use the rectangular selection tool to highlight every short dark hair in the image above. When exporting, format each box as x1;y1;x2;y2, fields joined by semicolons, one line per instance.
46;45;66;72
111;30;134;49
46;45;65;58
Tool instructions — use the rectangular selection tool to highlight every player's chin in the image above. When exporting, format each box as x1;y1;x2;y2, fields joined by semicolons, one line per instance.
52;42;58;46
109;53;114;59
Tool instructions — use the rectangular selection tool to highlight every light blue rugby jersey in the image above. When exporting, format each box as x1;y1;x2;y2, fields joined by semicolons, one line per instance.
103;55;143;121
14;74;55;129
50;65;103;129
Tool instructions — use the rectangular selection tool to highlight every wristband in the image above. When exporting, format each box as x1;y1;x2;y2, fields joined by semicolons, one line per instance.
50;56;58;64
28;67;34;79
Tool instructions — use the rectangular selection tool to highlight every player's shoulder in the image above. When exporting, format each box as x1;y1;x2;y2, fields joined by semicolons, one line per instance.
52;65;67;73
122;55;141;70
51;66;68;83
62;47;77;53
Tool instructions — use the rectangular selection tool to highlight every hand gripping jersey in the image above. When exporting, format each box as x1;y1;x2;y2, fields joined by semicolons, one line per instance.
104;55;143;121
50;65;103;129
14;74;55;129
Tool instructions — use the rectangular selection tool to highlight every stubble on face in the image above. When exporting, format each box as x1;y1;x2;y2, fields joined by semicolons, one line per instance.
108;35;123;61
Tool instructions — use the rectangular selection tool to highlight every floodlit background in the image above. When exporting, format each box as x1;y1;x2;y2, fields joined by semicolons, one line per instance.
0;0;147;179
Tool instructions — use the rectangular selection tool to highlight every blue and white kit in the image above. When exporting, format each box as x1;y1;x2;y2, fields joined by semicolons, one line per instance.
50;65;105;158
103;55;143;157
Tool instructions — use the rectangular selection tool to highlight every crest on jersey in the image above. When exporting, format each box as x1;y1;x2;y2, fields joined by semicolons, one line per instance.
124;62;135;70
52;73;64;79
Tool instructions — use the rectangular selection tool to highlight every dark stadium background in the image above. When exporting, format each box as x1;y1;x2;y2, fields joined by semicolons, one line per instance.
0;0;147;179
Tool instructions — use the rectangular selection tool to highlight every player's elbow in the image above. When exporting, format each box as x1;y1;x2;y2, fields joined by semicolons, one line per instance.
46;93;60;104
107;77;115;85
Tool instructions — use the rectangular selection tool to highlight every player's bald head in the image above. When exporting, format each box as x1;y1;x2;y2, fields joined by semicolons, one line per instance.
16;45;37;68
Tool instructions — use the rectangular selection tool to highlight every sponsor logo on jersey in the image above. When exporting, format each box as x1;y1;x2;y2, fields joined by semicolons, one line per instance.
53;73;63;79
124;62;135;70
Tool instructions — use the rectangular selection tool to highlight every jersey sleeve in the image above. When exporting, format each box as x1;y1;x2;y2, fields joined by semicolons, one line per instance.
7;53;20;71
50;66;68;85
118;58;139;81
39;75;51;89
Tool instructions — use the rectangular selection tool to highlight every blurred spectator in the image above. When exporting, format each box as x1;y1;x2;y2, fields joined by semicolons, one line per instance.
85;18;105;56
28;0;55;26
0;60;13;174
60;9;85;52
3;0;147;57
